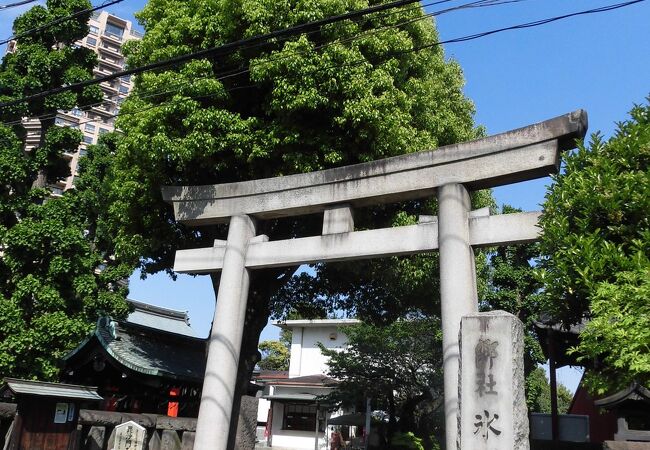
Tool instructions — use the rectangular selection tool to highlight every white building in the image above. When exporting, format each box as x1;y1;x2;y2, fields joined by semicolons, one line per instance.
10;10;142;194
257;319;359;449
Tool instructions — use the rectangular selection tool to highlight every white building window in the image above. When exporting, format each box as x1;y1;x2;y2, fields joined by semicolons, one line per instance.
105;23;124;39
282;404;321;432
89;25;99;35
86;37;97;46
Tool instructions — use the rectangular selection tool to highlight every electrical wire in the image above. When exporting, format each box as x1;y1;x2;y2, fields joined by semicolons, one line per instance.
0;0;39;10
434;0;646;45
1;0;524;122
7;0;645;132
0;0;464;109
17;0;645;136
0;0;126;46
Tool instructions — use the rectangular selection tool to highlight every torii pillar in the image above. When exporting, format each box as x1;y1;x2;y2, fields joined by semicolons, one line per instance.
162;110;587;450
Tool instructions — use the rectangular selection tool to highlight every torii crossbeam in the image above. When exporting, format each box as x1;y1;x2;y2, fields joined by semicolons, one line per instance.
162;110;587;450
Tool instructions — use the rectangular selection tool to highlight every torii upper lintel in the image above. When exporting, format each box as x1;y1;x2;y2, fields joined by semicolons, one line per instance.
162;110;586;226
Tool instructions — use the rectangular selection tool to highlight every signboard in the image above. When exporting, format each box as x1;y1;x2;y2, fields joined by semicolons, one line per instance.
53;402;68;424
113;420;146;450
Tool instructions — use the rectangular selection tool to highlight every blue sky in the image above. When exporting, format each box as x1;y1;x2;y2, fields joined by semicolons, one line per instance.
2;0;648;392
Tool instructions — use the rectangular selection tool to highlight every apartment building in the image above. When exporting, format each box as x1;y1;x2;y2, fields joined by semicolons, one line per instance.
17;11;142;194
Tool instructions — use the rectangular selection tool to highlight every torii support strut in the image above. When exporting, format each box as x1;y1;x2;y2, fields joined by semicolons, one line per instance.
162;110;587;450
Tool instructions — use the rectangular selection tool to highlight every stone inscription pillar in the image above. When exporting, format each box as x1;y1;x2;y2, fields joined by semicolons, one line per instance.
458;311;529;450
438;183;478;450
194;215;256;450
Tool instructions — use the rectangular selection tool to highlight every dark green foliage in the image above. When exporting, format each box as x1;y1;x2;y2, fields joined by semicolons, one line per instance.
538;99;650;394
320;319;443;444
0;0;103;123
0;1;130;380
100;0;484;413
478;205;546;375
257;340;290;371
525;367;572;414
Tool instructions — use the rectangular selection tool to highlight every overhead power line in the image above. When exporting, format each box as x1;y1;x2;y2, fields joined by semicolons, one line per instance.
0;0;126;46
3;0;519;127
0;0;39;10
0;0;437;109
12;0;643;134
435;0;646;44
1;0;645;114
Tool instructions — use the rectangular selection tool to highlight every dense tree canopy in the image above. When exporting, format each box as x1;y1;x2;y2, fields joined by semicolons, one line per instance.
257;340;289;371
525;367;572;414
0;0;130;380
98;1;486;431
478;206;545;374
538;99;650;394
320;319;443;444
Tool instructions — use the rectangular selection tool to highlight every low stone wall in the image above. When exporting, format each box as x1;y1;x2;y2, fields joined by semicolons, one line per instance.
0;405;196;450
78;409;197;450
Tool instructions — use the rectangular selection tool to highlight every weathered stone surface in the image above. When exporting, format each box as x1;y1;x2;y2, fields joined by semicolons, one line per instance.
114;420;146;450
234;395;258;450
155;416;196;432
439;183;477;450
84;425;105;450
180;431;195;450
458;311;529;450
0;403;16;418
79;410;154;428
322;204;354;234
162;111;587;225
173;211;540;273
148;430;161;450
194;215;256;450
160;429;181;450
604;442;650;450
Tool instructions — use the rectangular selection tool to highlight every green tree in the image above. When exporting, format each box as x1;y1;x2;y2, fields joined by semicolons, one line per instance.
525;367;572;414
0;0;103;187
101;0;482;434
0;1;130;380
538;99;650;395
257;340;290;371
479;205;545;374
320;319;443;444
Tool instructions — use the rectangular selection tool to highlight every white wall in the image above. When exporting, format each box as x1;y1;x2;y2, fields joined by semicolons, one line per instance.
257;398;271;423
270;402;328;449
289;326;350;376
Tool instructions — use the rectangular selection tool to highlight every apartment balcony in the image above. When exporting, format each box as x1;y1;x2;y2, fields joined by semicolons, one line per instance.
93;66;114;78
90;103;115;117
98;43;121;58
98;55;123;71
101;32;122;45
101;80;119;95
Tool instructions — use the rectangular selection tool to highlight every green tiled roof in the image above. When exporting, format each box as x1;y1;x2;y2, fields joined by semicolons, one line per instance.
65;317;206;383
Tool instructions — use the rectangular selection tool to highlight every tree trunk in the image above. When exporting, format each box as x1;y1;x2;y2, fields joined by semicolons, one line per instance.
387;390;398;441
398;392;430;433
31;117;55;189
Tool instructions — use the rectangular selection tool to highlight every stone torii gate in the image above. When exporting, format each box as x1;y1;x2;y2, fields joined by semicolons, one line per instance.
161;110;587;450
